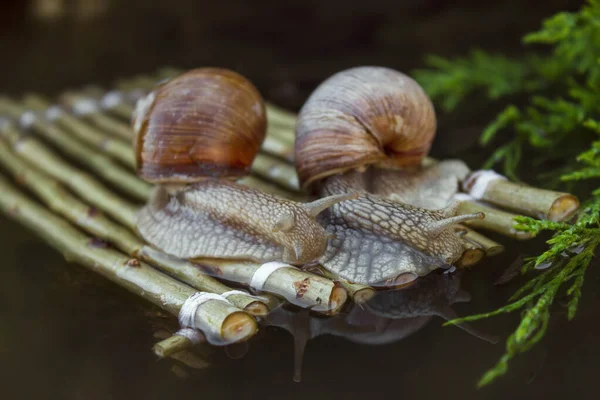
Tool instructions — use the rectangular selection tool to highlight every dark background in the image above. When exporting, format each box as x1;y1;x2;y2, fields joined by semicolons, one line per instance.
1;1;597;399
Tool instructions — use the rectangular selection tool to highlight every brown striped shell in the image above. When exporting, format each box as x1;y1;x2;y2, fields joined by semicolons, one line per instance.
133;68;266;183
295;66;436;189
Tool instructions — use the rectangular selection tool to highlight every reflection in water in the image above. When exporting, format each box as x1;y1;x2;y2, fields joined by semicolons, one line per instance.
264;272;497;382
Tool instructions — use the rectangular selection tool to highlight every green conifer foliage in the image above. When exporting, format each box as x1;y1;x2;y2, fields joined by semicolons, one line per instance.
414;0;600;386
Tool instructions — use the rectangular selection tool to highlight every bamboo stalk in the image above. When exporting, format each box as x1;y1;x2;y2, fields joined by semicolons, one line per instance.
0;175;257;345
463;170;580;222
0;99;151;202
153;335;201;358
252;152;301;192
21;95;135;168
456;200;534;240
457;225;504;256
266;103;298;131
262;133;295;162
0;121;338;312
313;266;375;304
190;258;347;315
57;92;134;141
0;123;140;227
139;247;280;314
100;93;135;121
0;138;273;316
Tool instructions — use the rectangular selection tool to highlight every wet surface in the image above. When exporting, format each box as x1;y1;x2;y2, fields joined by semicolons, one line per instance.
1;1;599;399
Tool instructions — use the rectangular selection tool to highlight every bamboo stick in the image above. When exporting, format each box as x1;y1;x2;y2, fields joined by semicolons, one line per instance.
153;335;201;358
0;138;273;316
21;95;135;168
266;103;298;131
190;258;347;315
457;225;504;256
56;92;134;141
0;175;257;345
456;200;534;240
0;121;339;312
0;99;151;202
99;92;135;121
313;266;375;304
463;170;580;222
262;133;295;162
139;247;280;314
252;152;301;192
0;123;140;226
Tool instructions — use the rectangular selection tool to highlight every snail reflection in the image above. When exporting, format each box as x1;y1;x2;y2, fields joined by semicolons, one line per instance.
264;271;497;382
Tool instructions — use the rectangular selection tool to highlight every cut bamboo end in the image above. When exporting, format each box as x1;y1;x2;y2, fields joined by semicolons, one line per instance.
329;285;349;314
463;171;580;222
352;286;377;304
456;245;486;268
153;335;197;358
313;265;375;304
221;311;258;343
242;300;269;317
548;194;580;222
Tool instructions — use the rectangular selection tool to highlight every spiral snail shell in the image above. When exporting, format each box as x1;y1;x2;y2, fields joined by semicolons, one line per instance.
295;66;436;189
133;68;266;183
294;66;482;284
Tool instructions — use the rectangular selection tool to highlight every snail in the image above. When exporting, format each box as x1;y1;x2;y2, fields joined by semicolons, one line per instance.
133;68;355;265
294;66;484;284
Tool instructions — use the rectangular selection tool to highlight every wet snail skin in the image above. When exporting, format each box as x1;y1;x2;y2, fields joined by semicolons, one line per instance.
133;68;356;266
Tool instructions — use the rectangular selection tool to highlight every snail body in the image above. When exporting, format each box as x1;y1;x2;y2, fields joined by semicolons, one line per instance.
295;67;483;284
134;68;354;265
137;180;355;265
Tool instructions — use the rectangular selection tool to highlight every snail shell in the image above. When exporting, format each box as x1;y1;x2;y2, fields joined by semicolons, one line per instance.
133;68;266;183
295;66;436;188
293;66;482;285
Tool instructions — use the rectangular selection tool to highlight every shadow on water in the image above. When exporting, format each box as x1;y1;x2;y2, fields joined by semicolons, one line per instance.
265;271;498;383
0;1;598;399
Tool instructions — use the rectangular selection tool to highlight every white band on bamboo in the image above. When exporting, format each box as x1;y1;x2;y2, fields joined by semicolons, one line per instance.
72;98;99;116
175;327;205;344
45;105;63;122
19;111;37;129
177;292;232;344
250;261;289;291
453;193;475;202
465;170;507;199
100;91;123;109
